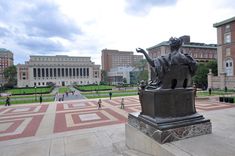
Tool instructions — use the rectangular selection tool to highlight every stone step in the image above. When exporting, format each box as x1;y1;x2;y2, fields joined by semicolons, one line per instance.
113;141;128;154
123;149;153;156
113;141;153;156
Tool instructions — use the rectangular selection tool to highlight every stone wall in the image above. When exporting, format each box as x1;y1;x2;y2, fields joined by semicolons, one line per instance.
208;70;235;89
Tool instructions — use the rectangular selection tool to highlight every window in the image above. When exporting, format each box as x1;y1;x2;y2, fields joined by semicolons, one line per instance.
87;68;89;76
66;68;68;77
225;24;230;32
62;68;64;77
225;58;233;76
226;48;231;56
42;68;45;77
33;68;36;77
224;33;231;43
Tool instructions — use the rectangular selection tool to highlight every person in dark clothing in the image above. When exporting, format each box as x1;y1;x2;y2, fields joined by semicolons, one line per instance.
5;96;10;106
98;99;102;109
120;98;125;109
39;95;42;104
109;92;112;100
208;88;212;95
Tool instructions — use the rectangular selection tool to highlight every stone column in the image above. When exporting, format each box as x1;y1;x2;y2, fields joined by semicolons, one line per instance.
207;69;213;90
220;72;226;89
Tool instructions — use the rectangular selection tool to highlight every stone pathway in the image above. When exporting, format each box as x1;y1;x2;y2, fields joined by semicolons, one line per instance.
0;96;235;155
54;86;86;101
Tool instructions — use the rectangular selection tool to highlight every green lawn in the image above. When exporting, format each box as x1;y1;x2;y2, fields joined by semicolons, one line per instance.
84;93;138;99
81;90;138;99
80;89;137;95
197;90;234;97
5;87;53;95
76;85;113;91
0;96;54;105
58;87;71;93
0;94;53;100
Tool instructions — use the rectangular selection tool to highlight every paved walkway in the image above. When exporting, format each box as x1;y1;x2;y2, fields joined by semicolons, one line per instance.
0;96;235;155
54;87;86;101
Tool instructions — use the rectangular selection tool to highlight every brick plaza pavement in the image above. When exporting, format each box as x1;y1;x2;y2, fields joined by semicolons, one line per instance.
0;96;235;141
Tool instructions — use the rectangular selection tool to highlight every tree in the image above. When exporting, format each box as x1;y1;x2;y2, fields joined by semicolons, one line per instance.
122;77;127;84
3;65;17;88
139;70;148;81
193;63;208;89
134;59;148;71
133;59;149;82
101;70;108;82
206;60;217;76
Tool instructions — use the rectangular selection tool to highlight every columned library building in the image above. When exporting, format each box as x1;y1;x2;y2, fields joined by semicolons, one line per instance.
208;16;235;89
17;55;101;87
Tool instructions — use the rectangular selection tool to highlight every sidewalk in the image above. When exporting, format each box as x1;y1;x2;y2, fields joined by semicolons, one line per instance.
0;96;235;156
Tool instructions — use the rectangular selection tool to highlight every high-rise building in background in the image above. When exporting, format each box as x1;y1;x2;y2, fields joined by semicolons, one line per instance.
0;48;14;86
101;49;143;71
17;55;101;87
101;49;143;84
208;16;235;89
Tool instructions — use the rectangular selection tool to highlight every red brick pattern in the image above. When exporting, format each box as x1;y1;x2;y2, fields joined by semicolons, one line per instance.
54;108;127;133
0;105;48;141
1;97;235;141
56;101;97;111
0;115;44;141
196;100;235;112
0;105;48;117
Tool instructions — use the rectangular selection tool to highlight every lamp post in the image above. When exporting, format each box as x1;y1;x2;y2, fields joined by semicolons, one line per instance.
34;85;37;101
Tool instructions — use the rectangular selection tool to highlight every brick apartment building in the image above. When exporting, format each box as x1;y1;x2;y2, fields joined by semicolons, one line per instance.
147;35;217;80
208;16;235;89
0;48;14;86
147;35;217;63
101;49;143;71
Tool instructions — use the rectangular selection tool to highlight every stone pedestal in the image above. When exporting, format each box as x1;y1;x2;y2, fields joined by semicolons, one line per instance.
128;112;212;144
141;88;196;118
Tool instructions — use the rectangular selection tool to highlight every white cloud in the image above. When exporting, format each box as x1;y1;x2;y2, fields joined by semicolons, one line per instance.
0;0;235;65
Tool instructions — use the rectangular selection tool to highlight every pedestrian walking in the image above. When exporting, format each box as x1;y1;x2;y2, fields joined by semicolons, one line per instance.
5;96;10;106
98;99;102;109
120;98;125;109
208;88;212;95
109;92;112;100
39;95;42;104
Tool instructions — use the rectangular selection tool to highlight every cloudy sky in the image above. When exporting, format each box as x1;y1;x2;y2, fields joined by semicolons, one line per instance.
0;0;235;65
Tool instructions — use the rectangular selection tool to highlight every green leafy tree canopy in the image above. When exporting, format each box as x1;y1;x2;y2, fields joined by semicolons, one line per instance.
3;65;17;88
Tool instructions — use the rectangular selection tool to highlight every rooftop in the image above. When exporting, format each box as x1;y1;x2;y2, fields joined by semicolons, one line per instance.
147;41;217;51
213;16;235;27
0;48;11;53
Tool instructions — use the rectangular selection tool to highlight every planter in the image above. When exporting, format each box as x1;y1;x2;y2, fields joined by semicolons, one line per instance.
229;97;234;103
219;97;224;102
224;97;229;103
